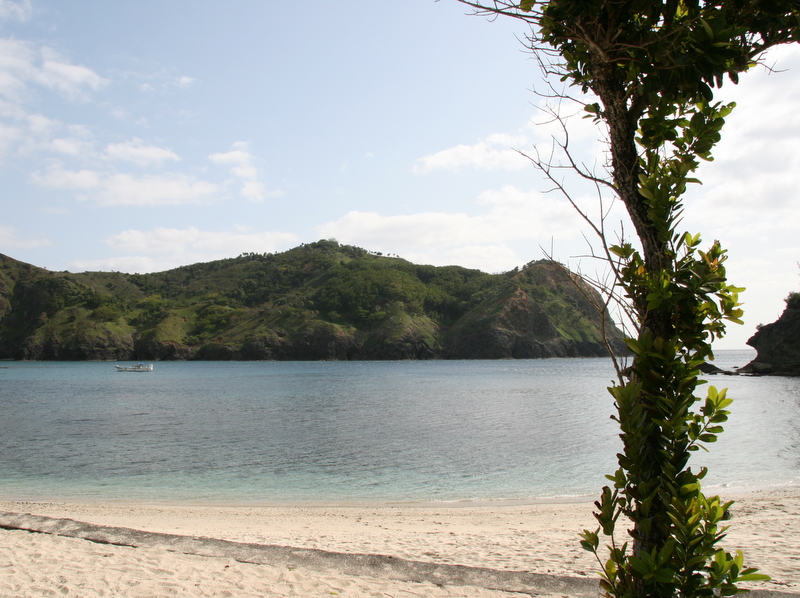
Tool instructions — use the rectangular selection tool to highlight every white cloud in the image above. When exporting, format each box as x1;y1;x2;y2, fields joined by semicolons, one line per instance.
106;227;208;254
318;210;477;248
115;66;197;97
0;40;107;103
69;255;168;275
97;173;217;206
316;185;591;271
0;122;21;159
104;138;180;167
413;133;530;174
31;166;101;189
687;48;800;233
25;113;59;134
0;37;107;170
680;45;800;340
17;114;179;169
0;38;38;103
105;226;298;254
34;52;107;101
0;224;50;249
31;166;218;206
71;227;301;273
47;136;92;156
109;105;131;120
0;0;32;22
411;108;608;175
320;186;581;247
209;149;250;166
11;115;96;159
209;142;282;202
240;180;264;202
679;52;800;349
419;244;522;273
175;76;196;88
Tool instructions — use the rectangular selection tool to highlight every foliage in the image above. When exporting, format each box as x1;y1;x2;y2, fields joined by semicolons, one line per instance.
785;291;800;310
456;1;798;596
515;261;609;342
0;243;615;360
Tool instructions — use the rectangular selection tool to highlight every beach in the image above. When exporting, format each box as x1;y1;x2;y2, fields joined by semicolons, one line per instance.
1;488;798;598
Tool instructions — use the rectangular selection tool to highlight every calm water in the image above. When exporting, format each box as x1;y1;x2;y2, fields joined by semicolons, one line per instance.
1;350;798;504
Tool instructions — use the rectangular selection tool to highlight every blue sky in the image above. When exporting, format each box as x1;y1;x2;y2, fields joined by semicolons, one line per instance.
1;0;798;349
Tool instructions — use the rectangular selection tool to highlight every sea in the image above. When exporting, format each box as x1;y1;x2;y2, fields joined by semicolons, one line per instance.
1;349;798;505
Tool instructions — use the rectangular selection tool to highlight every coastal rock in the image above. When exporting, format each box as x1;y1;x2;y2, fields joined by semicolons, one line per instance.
135;338;194;361
15;330;134;361
741;295;800;376
276;325;362;361
698;362;738;376
223;326;362;361
360;321;438;360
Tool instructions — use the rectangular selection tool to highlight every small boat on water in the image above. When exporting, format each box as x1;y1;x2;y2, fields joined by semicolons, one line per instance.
114;363;153;372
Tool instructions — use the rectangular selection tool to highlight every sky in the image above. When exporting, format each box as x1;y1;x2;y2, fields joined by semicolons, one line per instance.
1;0;798;350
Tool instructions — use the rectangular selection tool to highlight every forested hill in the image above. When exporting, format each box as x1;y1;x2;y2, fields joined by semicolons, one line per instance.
0;240;622;361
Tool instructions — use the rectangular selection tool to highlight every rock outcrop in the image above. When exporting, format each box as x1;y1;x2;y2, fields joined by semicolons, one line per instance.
741;295;800;376
134;338;194;361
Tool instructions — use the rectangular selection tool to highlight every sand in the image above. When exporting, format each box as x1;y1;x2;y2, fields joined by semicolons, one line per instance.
1;488;798;598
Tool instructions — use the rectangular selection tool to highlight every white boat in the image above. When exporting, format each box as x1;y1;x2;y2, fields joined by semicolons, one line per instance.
114;363;153;372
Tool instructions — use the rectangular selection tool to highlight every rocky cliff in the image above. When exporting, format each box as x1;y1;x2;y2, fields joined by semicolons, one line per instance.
741;293;800;376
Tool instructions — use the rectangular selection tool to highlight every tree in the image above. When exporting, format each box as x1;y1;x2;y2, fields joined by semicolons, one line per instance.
454;2;799;597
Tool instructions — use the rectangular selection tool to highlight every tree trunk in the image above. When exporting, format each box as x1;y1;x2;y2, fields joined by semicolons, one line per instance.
590;46;674;596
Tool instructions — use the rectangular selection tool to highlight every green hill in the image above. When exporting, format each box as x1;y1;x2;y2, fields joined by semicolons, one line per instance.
0;240;622;361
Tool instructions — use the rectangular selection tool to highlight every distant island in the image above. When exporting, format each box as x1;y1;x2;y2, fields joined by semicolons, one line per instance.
0;239;623;361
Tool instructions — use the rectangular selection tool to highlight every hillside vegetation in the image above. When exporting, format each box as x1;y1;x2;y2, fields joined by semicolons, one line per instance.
0;240;622;361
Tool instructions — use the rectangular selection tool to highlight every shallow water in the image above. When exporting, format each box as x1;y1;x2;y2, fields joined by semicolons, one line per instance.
0;350;797;504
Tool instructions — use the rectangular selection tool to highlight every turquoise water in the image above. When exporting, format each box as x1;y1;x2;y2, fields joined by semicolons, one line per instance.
0;350;797;504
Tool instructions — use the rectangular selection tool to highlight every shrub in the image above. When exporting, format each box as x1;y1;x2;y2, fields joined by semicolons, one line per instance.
785;292;800;310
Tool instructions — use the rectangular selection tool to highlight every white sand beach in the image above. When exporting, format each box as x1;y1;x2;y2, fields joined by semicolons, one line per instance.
1;488;798;598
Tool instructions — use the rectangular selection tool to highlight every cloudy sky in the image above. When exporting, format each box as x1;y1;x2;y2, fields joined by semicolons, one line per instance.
1;0;798;349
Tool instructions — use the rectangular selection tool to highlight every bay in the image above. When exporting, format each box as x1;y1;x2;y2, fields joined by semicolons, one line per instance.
0;350;797;504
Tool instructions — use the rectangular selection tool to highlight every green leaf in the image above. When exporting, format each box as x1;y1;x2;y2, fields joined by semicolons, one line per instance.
609;244;635;259
579;529;600;552
628;555;650;575
623;337;643;355
604;558;617;577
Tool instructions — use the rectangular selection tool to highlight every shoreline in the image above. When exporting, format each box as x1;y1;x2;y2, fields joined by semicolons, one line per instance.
0;492;600;509
2;487;798;597
0;480;790;509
